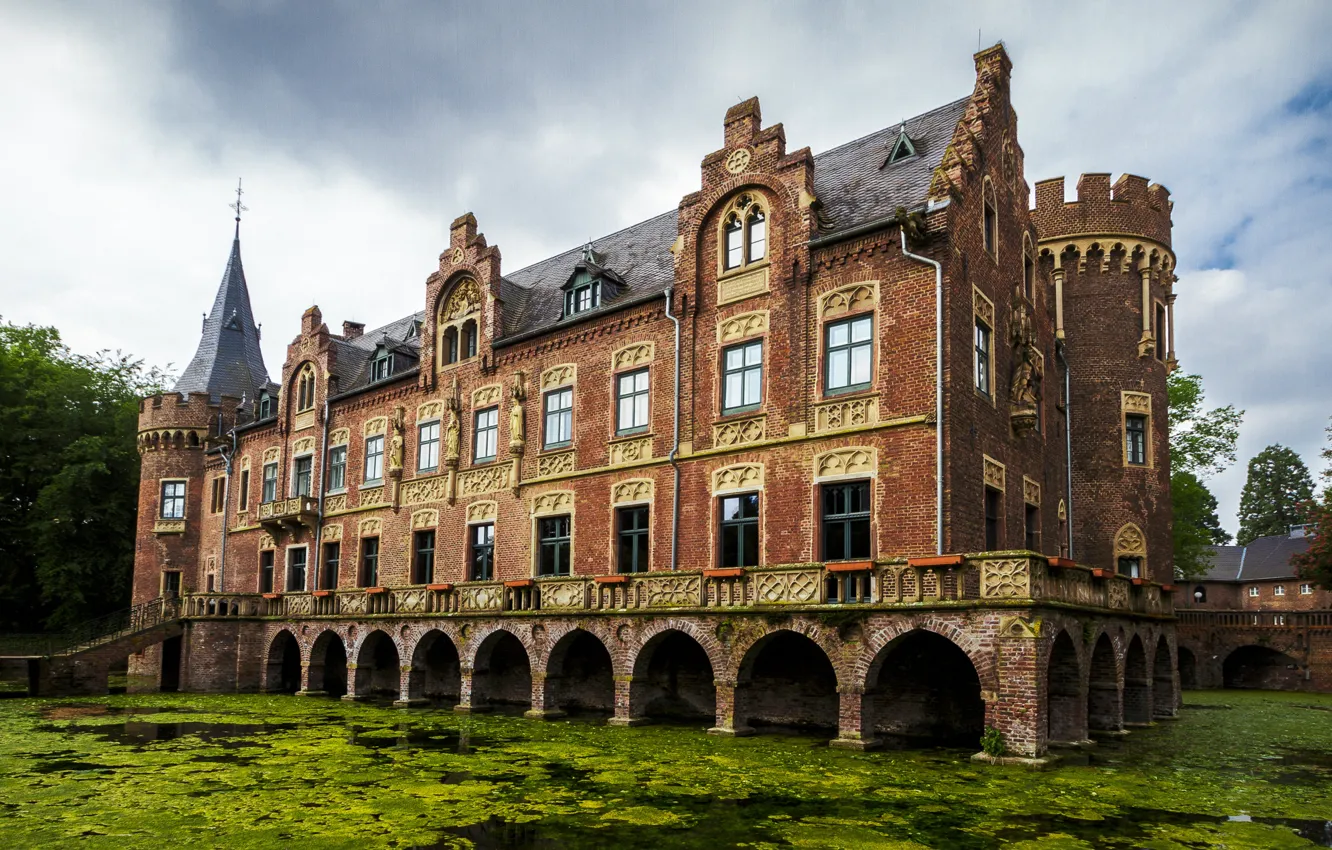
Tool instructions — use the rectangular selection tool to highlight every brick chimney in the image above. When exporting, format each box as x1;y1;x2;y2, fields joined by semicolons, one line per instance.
342;321;365;340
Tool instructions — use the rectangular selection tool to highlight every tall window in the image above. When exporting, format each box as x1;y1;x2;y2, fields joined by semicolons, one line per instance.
825;315;872;395
470;523;495;580
259;550;275;593
321;542;340;590
544;388;573;449
286;548;307;592
160;480;186;519
974;319;992;397
1023;250;1035;302
1125;415;1147;466
616;369;650;435
461;320;478;359
1155;304;1167;360
984;487;1002;551
722;194;766;271
722;340;763;413
163;571;181;596
364;435;385;482
293;456;313;497
326;446;346;491
443;327;459;365
238;468;250;510
413;530;435;585
210;478;225;514
262;462;278;503
257;391;272;419
719;493;759;568
360;537;380;587
418;421;440;471
297;366;316;411
538;516;572;576
617;506;650;573
983;184;997;257
1117;557;1142;579
1025;505;1040;552
474;407;498;462
370;348;391;381
822;482;871;561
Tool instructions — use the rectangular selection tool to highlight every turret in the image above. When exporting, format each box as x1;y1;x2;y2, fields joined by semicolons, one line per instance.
1033;173;1175;582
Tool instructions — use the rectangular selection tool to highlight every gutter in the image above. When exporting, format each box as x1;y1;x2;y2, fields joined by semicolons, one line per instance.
664;288;681;571
314;396;330;589
898;227;945;556
490;288;672;350
216;417;237;593
1056;341;1074;559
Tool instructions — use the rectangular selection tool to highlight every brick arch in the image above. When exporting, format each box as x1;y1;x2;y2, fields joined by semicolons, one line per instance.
728;623;848;689
1044;623;1087;675
402;624;464;667
1086;625;1126;681
306;627;348;663
629;619;725;681
350;628;405;666
537;622;619;678
461;623;535;670
857;619;995;693
686;174;802;234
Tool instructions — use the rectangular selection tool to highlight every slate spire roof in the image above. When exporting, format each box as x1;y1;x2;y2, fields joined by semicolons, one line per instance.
173;230;271;400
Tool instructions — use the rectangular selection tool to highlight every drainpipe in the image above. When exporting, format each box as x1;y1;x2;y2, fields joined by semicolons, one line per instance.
314;397;331;589
899;228;945;556
217;415;237;594
1056;340;1074;559
665;288;681;571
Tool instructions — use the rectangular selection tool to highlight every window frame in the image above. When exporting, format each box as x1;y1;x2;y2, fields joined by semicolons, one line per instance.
237;468;250;511
615;367;650;436
564;279;601;317
1024;504;1040;552
721;339;764;415
286;546;308;592
1274;584;1286;597
538;515;572;577
321;541;340;590
209;477;225;514
364;435;385;483
160;479;187;520
473;406;499;463
261;462;278;503
1117;556;1142;579
1125;414;1148;467
719;193;769;274
370;348;392;382
974;317;992;398
461;319;478;359
325;445;347;493
718;492;760;568
412;529;436;585
296;365;317;412
616;505;651;574
470;522;495;581
1301;583;1313;595
1248;586;1259;598
821;481;872;562
983;486;1002;551
823;314;874;397
543;387;573;449
292;455;313;497
259;549;275;594
359;537;380;588
418;420;441;472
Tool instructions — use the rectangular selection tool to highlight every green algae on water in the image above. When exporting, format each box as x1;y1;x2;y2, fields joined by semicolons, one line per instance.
0;690;1329;849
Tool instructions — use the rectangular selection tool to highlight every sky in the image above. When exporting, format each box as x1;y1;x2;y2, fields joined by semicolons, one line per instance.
1;1;1330;534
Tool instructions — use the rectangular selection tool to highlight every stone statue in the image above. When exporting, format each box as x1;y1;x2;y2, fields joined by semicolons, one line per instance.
444;396;461;465
388;406;405;473
509;372;526;452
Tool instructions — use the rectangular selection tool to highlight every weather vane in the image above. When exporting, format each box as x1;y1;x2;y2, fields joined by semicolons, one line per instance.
229;178;248;234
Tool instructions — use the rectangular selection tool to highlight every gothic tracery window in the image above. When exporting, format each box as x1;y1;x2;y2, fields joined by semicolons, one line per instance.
722;194;768;272
296;364;316;412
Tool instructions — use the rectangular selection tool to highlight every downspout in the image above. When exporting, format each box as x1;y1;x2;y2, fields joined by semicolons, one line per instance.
1056;341;1074;559
217;415;236;593
899;228;945;556
665;288;681;571
314;397;331;589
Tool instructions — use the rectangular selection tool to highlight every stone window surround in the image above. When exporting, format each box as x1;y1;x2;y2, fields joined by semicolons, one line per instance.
1121;391;1153;469
716;191;770;278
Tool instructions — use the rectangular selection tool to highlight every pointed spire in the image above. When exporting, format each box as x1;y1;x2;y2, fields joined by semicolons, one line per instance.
173;187;270;399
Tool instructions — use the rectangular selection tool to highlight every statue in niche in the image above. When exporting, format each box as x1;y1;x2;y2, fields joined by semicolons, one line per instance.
388;405;405;474
1008;290;1042;433
444;379;461;466
509;372;527;453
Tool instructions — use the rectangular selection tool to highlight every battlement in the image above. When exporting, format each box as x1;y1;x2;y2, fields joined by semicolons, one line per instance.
1032;173;1172;247
137;391;241;433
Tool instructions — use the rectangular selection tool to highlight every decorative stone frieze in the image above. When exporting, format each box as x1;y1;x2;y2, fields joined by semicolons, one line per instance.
813;397;877;434
537;450;575;477
713;416;765;448
813;447;877;481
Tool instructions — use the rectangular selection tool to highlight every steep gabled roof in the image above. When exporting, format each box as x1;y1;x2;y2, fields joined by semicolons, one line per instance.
1197;531;1312;582
174;234;271;400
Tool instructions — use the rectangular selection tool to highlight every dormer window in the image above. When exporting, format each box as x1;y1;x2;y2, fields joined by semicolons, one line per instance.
885;128;917;165
371;346;392;382
296;364;316;412
564;276;601;316
721;194;767;272
404;320;421;340
257;390;272;419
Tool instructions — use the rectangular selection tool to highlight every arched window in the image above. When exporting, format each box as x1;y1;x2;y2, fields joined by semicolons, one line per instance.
442;327;459;365
982;178;998;259
461;320;478;360
1022;234;1036;302
296;365;316;412
721;194;769;272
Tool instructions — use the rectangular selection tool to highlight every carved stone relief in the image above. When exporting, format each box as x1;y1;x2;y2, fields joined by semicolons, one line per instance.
814;447;877;480
980;559;1032;599
541;364;576;390
611;342;655;370
466;501;496;523
717;310;769;343
458;462;511;497
1023;476;1041;507
364;417;387;437
713;416;765;448
537;450;575;477
532;490;574;516
472;385;502;408
712;463;764;493
358;518;381;537
717;266;770;306
321;524;342;541
819;282;878;318
754;569;821;604
983;455;1006;491
813;397;878;433
402;476;448;505
611;479;653;504
411;509;438;529
609;437;652;465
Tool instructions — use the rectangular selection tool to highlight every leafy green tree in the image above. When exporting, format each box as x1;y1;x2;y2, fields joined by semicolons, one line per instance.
1293;498;1332;589
1166;372;1242;577
1236;444;1314;545
0;319;169;631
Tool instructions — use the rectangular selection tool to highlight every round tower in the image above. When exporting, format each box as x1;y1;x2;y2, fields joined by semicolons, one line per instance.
1032;173;1175;583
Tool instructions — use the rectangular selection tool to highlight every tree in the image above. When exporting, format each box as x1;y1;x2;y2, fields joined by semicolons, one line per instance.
1319;417;1332;495
0;319;170;631
1292;499;1332;589
1236;444;1315;545
1167;372;1242;577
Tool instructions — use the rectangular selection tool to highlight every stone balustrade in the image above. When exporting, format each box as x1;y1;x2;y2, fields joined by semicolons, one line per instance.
182;554;1174;620
256;495;319;531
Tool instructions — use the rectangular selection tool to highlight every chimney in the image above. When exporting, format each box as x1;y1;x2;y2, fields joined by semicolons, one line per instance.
342;321;365;341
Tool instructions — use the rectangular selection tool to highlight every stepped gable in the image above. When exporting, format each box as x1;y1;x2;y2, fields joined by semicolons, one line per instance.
174;234;271;400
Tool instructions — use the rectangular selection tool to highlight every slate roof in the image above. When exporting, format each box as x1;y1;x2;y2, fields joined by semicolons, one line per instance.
174;234;271;401
1197;530;1312;582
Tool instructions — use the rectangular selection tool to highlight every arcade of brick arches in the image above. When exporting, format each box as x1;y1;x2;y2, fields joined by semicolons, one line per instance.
33;45;1212;760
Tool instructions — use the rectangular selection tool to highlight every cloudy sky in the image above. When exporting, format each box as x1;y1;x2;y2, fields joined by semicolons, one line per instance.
2;1;1330;532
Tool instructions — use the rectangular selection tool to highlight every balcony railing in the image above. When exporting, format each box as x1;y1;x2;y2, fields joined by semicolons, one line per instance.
179;554;1175;620
1177;610;1332;629
257;495;319;531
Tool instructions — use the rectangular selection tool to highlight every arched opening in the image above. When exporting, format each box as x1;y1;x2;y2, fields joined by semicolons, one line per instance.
1087;634;1120;731
265;631;301;694
407;630;461;704
735;631;838;732
630;630;716;722
442;326;459;365
1152;638;1175;717
1123;636;1151;724
354;631;401;699
865;630;984;747
159;636;182;692
1178;646;1199;690
546;630;615;715
472;630;531;709
1046;630;1084;745
1223;646;1303;690
461;320;478;360
308;631;348;698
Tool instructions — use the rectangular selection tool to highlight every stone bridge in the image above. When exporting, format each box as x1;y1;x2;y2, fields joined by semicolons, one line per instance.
1176;610;1332;692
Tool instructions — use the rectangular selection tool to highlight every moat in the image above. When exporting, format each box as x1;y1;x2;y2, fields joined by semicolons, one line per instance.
1;690;1329;849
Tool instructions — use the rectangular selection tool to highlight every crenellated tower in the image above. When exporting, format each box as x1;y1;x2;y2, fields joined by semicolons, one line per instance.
1032;173;1175;582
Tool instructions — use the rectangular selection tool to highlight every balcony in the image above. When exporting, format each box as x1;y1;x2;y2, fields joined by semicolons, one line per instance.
180;554;1176;621
257;495;319;532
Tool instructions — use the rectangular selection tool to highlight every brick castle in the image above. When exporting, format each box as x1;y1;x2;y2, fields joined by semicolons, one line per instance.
110;45;1186;758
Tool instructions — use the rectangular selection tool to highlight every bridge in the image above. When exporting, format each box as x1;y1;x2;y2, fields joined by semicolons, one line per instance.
1175;610;1332;692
